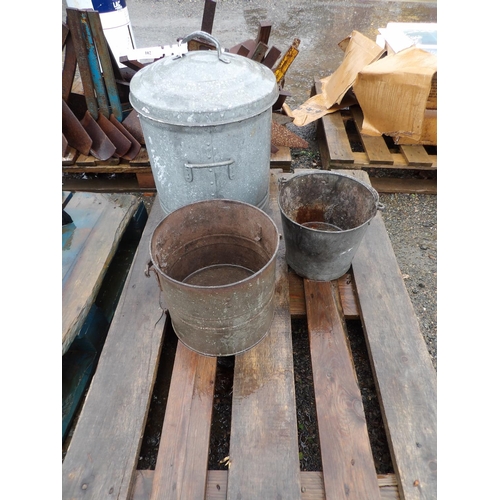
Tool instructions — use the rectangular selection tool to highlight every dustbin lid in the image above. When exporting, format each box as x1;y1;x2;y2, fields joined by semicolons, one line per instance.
129;32;279;126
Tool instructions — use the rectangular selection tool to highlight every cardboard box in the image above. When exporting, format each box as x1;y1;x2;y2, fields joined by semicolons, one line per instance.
352;45;437;145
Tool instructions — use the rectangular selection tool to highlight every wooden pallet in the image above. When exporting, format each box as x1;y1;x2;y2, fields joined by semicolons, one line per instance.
312;79;437;194
62;192;147;441
63;146;293;190
62;171;437;500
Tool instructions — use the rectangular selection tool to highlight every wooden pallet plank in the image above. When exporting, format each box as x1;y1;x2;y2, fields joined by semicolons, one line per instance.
62;200;166;500
133;470;400;500
136;470;400;499
370;177;437;195
150;342;217;500
270;145;292;171
350;105;394;165
351;211;437;500
314;79;354;165
65;147;291;172
351;152;436;170
62;175;154;193
304;280;381;499
62;193;139;354
289;270;359;320
399;145;434;167
226;171;301;499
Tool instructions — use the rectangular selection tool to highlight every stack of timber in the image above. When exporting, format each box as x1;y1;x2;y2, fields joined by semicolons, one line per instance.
62;170;437;500
312;79;437;194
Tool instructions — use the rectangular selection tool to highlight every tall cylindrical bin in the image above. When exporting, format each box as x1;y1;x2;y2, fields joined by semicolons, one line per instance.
129;32;278;214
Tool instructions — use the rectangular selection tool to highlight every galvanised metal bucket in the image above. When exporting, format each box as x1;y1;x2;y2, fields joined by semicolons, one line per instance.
149;199;279;356
278;171;383;281
130;31;278;215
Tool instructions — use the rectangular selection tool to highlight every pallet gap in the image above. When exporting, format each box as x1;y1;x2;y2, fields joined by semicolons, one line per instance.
342;112;365;153
136;317;178;470
345;319;395;475
208;356;235;469
291;318;323;472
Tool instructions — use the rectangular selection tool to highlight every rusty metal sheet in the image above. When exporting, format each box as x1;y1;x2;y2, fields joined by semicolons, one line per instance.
62;99;92;156
109;114;141;160
81;110;116;160
96;112;132;158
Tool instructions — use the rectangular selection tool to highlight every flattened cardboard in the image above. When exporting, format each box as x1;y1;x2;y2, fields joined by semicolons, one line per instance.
353;47;437;143
284;31;384;127
323;31;385;108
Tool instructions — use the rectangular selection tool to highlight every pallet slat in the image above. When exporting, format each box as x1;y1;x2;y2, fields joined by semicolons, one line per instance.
370;177;437;195
226;171;302;499
350;105;394;164
132;470;400;500
305;280;381;499
289;270;359;319
399;144;434;167
351;203;437;499
150;342;217;500
63;147;292;182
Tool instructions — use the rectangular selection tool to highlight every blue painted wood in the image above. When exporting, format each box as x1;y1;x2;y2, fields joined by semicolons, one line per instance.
62;193;107;285
62;198;148;442
88;10;123;122
62;304;108;442
80;10;110;118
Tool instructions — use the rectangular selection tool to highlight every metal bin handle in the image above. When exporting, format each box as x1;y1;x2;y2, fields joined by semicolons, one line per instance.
179;31;231;64
184;158;235;182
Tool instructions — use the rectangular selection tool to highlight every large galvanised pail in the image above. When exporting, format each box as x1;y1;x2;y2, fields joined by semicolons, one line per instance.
149;199;279;356
278;171;383;281
129;31;278;215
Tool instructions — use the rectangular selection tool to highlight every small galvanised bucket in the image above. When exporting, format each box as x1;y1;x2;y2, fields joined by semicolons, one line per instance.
148;199;279;356
278;171;383;281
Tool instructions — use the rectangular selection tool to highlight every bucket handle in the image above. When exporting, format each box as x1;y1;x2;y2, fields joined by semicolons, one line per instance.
184;158;235;182
145;260;163;290
179;31;230;64
377;201;385;211
145;261;169;316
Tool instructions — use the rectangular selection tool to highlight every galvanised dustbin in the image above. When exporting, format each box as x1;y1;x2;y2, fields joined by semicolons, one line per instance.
129;31;278;214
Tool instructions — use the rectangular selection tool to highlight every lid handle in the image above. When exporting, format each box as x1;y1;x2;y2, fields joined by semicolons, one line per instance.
179;31;230;64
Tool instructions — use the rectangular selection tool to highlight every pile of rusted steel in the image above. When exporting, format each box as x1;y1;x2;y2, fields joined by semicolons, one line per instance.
62;0;307;163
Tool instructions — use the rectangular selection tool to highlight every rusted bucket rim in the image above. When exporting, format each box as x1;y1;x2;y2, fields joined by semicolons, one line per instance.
278;171;383;234
149;199;280;289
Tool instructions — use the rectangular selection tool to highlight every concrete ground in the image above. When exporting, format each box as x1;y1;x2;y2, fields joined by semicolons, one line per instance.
63;0;437;108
